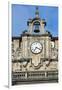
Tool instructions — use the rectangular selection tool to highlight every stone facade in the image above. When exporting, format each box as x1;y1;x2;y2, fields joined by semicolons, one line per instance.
12;7;58;85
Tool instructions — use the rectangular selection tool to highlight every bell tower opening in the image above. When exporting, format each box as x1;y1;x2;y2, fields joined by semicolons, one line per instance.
33;21;40;33
27;6;46;34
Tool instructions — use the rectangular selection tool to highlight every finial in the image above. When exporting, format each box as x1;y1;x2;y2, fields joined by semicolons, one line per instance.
36;6;38;10
35;6;39;18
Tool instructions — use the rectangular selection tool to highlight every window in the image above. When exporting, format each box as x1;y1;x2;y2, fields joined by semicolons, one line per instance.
51;42;55;48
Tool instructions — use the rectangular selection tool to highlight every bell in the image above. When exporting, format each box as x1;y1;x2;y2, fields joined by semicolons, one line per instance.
34;29;40;33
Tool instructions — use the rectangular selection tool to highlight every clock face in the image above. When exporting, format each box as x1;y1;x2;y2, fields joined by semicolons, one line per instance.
30;42;42;54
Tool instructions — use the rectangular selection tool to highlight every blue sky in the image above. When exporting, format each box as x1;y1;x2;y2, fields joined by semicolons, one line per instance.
12;4;58;37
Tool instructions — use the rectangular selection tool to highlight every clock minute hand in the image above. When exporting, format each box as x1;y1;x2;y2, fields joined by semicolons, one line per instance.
34;47;37;51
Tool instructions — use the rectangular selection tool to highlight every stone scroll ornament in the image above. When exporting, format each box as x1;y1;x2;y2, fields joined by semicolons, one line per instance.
30;59;43;70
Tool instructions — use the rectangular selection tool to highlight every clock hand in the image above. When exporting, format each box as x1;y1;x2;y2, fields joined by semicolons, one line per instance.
36;47;41;50
34;47;41;51
33;47;37;51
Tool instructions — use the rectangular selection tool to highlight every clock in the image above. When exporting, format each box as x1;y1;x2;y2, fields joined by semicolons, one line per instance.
30;42;42;54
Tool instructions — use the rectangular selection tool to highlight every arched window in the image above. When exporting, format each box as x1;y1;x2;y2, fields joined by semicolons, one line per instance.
33;21;40;33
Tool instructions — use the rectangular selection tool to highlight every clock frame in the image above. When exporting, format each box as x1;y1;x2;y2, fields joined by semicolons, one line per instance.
30;42;43;54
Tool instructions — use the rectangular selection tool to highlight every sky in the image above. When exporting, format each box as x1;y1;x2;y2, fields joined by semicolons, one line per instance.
12;4;58;37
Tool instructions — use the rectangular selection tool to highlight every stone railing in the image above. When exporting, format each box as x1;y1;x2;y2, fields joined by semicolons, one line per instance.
12;70;58;85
